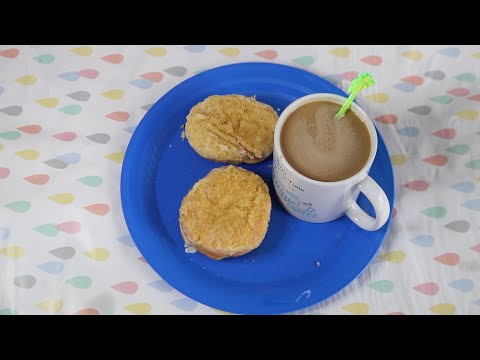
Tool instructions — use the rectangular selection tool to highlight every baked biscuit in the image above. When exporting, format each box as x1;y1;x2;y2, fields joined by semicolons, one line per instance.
179;165;271;260
185;95;278;164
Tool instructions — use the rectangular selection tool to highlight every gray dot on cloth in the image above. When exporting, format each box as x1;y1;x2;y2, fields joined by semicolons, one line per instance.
86;133;111;144
423;70;446;80
49;246;76;260
0;106;23;116
408;105;432;115
44;159;69;169
444;220;470;233
164;66;187;77
14;275;36;289
67;91;91;102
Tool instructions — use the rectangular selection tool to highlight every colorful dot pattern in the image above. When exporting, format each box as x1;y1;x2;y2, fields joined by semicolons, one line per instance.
1;45;479;315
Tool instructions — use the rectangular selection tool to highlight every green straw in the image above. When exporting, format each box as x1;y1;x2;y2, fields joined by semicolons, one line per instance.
335;72;376;120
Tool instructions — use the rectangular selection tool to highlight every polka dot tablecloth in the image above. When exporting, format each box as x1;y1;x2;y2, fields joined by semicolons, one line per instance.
1;45;479;315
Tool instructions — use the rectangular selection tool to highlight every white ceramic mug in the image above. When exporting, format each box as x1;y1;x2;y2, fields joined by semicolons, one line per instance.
272;93;390;231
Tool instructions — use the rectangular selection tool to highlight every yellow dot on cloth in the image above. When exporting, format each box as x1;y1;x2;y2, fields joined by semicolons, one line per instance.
0;246;25;259
0;144;3;151
105;152;125;164
456;110;478;121
391;154;407;166
124;302;152;315
342;302;369;315
218;48;240;57
380;250;406;264
48;193;75;204
472;53;480;59
402;50;423;61
71;46;92;56
83;248;110;261
36;97;59;108
37;299;63;314
16;75;37;85
430;303;455;315
16;149;40;160
144;47;167;57
329;47;351;58
366;93;389;103
102;89;124;100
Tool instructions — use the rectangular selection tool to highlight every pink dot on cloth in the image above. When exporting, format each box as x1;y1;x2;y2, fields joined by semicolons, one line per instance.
56;221;81;234
77;69;99;79
53;132;77;141
255;50;278;60
361;55;383;66
24;174;49;185
403;180;429;191
423;155;448;166
101;54;124;64
0;167;11;179
432;128;456;139
434;253;460;266
375;114;397;124
111;281;139;295
84;203;110;216
106;111;130;122
413;282;439;295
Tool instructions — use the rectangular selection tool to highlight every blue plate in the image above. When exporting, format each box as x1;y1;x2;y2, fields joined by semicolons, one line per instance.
121;62;394;314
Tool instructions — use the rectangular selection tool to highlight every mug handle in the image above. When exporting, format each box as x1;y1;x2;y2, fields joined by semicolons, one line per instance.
346;176;390;231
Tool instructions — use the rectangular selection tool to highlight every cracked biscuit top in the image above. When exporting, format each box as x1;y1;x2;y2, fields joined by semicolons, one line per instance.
179;166;271;260
185;95;278;164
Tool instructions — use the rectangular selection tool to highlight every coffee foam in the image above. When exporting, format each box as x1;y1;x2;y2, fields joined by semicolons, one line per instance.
280;101;371;182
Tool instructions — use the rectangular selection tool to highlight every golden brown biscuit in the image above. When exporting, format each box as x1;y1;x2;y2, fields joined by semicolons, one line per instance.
185;95;278;164
179;165;271;260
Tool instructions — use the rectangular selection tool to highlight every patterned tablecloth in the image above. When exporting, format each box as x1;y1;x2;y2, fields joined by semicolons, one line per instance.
0;45;479;315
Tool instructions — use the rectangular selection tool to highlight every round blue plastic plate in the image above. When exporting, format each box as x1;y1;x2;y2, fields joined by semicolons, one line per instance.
121;62;394;314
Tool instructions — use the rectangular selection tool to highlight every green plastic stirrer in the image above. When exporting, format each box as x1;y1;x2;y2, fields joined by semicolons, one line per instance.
335;72;376;120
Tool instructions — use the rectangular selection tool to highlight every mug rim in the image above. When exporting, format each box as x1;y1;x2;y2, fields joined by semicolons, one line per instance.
274;93;378;186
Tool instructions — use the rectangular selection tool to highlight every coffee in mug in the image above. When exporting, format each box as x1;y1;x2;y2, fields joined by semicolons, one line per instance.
280;101;371;182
